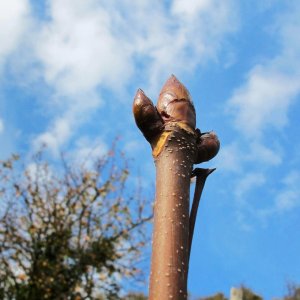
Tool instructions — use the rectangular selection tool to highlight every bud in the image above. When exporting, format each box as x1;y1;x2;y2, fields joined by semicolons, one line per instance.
157;75;196;129
195;132;220;163
133;89;164;143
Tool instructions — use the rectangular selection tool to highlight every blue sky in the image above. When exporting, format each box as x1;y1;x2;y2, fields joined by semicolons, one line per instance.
1;0;300;299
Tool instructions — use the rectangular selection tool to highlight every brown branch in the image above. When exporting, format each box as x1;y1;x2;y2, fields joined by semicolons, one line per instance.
187;168;216;271
110;215;152;242
133;75;220;300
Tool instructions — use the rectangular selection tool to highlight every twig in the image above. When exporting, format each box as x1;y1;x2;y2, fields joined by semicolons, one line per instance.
187;168;216;271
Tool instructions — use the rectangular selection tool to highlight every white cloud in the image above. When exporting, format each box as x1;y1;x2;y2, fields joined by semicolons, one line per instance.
0;118;3;134
227;3;300;139
234;172;266;200
223;3;300;226
172;0;211;16
231;172;267;230
33;0;239;96
24;162;53;185
32;88;103;155
216;142;243;173
247;141;282;166
70;136;108;169
143;0;238;90
123;140;143;155
27;0;238;154
257;171;300;221
0;0;30;70
232;168;300;228
34;116;72;155
275;189;299;211
217;140;281;174
228;67;300;138
35;0;133;96
274;171;300;212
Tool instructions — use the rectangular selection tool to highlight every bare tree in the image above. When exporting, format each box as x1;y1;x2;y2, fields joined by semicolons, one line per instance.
284;284;300;300
0;149;151;300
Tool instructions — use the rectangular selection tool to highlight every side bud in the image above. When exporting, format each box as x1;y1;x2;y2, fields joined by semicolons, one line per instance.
133;89;164;144
195;132;220;164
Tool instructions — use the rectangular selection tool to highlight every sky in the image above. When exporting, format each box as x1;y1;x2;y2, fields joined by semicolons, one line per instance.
1;0;300;299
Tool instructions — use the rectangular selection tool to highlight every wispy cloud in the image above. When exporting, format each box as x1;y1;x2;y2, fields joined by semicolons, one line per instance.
256;170;300;221
217;141;281;174
33;116;73;155
34;0;238;95
0;118;3;134
0;0;31;71
70;136;108;169
231;168;300;230
224;2;300;226
274;170;300;212
0;0;239;154
35;0;134;96
228;67;300;139
143;0;239;90
234;172;266;202
32;89;103;155
215;142;243;173
228;2;300;140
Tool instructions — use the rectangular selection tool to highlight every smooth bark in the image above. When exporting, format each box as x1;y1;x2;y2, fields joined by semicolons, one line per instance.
149;124;197;300
133;75;220;300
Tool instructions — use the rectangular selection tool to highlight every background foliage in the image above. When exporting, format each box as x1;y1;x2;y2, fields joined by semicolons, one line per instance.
0;149;151;300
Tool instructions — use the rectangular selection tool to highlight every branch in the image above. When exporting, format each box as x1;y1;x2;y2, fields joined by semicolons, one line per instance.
187;168;216;271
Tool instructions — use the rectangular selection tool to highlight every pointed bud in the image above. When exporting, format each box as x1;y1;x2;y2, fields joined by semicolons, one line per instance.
133;89;164;143
195;132;220;163
157;75;196;128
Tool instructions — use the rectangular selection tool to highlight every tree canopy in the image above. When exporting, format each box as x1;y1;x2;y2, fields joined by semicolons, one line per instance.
0;149;151;300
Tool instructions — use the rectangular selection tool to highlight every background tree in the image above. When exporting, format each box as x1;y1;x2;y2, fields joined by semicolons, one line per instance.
239;287;262;300
197;293;227;300
0;149;151;300
188;284;300;300
122;292;148;300
283;284;300;300
194;286;262;300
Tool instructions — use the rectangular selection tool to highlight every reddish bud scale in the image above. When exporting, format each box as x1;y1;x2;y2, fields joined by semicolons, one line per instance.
133;89;164;143
195;132;220;164
157;75;196;129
